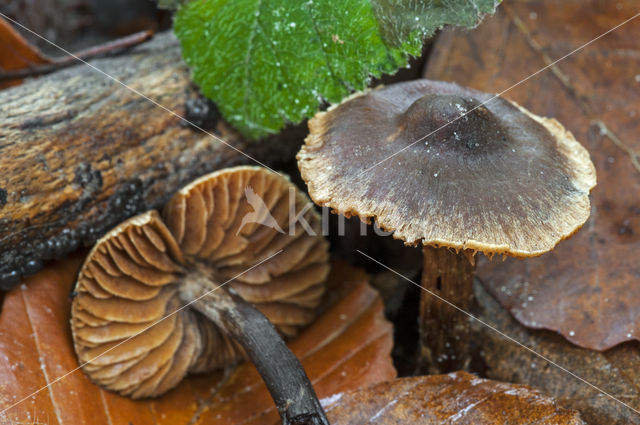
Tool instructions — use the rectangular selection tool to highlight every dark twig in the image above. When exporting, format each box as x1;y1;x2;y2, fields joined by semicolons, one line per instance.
180;270;330;425
0;30;153;82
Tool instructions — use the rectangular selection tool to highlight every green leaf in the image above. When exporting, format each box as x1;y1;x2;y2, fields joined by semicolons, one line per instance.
174;0;499;139
372;0;501;47
174;0;418;139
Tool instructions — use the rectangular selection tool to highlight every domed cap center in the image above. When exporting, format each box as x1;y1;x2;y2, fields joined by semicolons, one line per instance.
399;94;505;153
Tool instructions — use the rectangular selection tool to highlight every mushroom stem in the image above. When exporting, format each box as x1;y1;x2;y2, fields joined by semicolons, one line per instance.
418;246;475;374
180;271;330;425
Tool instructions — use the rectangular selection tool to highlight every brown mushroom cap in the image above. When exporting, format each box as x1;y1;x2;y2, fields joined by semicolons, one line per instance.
297;80;596;257
71;166;329;398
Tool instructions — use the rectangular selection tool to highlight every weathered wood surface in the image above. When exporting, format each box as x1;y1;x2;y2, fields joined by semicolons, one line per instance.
0;32;301;289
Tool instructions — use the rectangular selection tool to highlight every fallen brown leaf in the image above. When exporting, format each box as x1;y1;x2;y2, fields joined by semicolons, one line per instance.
0;17;51;88
323;372;584;424
425;0;640;351
473;281;640;425
0;259;395;424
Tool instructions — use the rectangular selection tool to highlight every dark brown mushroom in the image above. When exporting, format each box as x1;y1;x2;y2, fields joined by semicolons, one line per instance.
71;166;330;425
297;79;596;373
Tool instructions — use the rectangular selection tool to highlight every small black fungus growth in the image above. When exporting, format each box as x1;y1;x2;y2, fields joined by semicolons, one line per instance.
23;258;43;275
108;179;145;219
183;96;220;131
74;163;103;193
0;188;7;207
0;270;20;290
0;226;89;289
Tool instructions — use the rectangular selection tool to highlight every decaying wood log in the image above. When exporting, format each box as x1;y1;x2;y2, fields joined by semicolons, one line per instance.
0;32;302;289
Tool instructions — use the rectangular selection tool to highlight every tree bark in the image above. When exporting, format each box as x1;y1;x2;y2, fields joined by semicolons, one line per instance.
419;246;475;374
0;32;302;289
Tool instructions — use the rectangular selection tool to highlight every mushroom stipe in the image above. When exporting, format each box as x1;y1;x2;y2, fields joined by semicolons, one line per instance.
297;79;596;374
71;166;330;425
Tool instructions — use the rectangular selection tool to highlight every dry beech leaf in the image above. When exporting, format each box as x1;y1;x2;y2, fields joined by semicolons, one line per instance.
425;0;640;351
0;258;395;424
0;17;51;88
322;372;584;424
473;282;640;425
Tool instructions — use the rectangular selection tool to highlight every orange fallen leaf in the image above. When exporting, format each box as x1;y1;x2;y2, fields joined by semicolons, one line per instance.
323;372;584;424
0;17;51;89
474;281;640;425
0;258;395;424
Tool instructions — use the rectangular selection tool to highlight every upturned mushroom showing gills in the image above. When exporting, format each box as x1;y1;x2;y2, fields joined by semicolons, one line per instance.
297;79;596;374
70;166;330;425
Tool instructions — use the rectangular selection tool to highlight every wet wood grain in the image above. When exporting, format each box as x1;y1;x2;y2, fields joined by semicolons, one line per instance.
0;32;300;289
